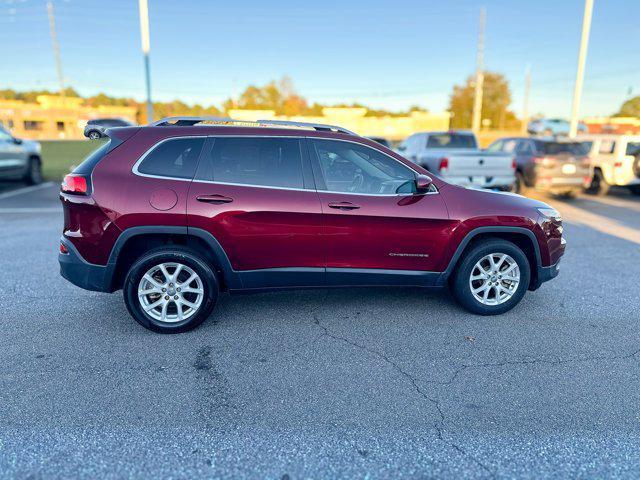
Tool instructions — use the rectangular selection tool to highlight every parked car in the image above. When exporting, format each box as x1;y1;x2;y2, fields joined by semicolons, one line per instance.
527;118;588;136
0;125;43;184
59;117;565;333
367;136;393;149
397;130;515;191
578;134;640;196
487;137;590;197
84;118;136;140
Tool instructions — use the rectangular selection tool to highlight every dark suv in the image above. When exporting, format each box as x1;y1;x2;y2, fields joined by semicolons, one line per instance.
59;117;565;333
488;137;590;197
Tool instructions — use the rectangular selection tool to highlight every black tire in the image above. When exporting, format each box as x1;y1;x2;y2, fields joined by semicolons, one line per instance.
515;172;529;196
629;185;640;196
588;169;611;196
88;130;101;140
632;155;640;179
451;239;531;316
24;156;42;185
123;246;219;333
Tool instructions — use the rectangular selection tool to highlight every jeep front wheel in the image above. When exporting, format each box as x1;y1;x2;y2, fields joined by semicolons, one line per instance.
452;239;531;315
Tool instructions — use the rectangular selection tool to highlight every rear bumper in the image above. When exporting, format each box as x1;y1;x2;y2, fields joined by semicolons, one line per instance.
59;237;111;292
443;175;515;190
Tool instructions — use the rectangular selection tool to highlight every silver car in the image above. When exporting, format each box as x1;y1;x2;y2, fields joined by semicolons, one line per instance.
84;118;135;140
0;125;43;184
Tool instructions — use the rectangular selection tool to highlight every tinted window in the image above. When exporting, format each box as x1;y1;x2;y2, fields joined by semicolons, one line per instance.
426;133;476;149
535;141;586;155
137;137;204;179
312;139;416;195
515;141;533;154
196;137;304;189
626;142;640;156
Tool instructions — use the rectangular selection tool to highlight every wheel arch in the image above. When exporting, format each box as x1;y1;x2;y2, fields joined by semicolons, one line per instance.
106;226;240;292
440;227;542;290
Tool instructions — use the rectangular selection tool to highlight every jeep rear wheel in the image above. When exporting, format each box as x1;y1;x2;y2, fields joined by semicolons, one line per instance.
88;131;101;140
452;239;531;315
123;247;218;333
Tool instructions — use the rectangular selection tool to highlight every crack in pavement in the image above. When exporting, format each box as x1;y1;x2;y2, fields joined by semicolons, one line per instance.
312;315;496;478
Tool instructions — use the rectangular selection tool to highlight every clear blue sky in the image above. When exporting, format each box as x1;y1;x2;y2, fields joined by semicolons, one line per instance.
1;0;639;118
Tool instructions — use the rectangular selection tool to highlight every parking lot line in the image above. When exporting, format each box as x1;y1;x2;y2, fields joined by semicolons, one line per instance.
0;182;54;200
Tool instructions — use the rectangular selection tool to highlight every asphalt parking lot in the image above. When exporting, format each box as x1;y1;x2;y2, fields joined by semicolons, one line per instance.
1;182;639;479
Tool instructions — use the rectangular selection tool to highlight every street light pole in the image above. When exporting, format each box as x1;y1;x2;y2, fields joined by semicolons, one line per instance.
569;0;594;138
46;1;65;100
522;64;531;134
471;7;486;133
138;0;153;123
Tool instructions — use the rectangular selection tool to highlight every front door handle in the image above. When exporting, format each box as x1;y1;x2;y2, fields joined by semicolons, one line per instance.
328;202;360;210
196;194;233;204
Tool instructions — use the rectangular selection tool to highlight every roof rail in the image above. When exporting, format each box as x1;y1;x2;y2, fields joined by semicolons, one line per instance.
148;116;357;135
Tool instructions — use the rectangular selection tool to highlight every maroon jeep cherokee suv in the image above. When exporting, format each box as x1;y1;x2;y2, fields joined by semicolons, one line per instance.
59;117;565;333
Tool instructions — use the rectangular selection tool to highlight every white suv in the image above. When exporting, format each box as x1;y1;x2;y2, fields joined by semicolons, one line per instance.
579;134;640;196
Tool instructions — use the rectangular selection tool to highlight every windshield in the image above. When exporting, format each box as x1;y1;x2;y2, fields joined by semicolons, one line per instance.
426;133;477;149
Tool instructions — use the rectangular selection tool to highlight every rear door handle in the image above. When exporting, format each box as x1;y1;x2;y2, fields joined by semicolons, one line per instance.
328;202;360;210
196;194;233;204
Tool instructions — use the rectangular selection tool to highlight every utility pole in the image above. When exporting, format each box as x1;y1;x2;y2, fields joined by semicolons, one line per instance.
138;0;153;122
569;0;594;138
471;7;486;133
46;1;65;100
522;64;531;133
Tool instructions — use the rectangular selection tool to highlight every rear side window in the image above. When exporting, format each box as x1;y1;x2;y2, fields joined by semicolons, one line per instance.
196;137;304;189
137;137;204;179
625;142;640;156
535;141;586;155
426;133;476;149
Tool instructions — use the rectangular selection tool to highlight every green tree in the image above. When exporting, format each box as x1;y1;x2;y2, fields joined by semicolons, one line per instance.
449;72;519;130
614;96;640;117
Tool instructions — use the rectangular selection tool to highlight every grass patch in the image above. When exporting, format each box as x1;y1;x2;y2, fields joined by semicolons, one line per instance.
40;139;106;180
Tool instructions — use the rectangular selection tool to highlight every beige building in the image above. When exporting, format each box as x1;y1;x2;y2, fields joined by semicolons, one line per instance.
0;95;450;142
0;95;137;140
227;107;451;141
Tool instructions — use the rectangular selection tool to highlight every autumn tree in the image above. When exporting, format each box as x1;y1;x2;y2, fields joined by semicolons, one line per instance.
614;96;640;117
449;72;519;130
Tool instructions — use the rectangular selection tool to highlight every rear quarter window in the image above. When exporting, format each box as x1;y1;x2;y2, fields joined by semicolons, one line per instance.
136;137;205;179
535;141;586;155
426;134;476;149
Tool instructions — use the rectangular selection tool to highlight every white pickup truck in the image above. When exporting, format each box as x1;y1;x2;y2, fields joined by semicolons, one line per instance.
397;131;516;191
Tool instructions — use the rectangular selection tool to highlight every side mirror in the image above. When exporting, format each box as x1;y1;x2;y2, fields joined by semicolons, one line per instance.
13;137;22;145
415;174;433;192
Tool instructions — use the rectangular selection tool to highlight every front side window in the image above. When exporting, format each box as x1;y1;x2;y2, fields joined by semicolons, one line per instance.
195;137;304;189
137;137;204;179
312;140;416;195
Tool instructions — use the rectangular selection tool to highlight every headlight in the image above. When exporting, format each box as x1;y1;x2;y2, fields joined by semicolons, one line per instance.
538;207;562;222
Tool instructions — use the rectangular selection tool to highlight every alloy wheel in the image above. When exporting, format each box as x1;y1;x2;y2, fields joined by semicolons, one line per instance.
469;253;520;306
138;262;204;323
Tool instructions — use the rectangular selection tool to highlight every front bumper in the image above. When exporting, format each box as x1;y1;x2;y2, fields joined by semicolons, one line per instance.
59;237;111;292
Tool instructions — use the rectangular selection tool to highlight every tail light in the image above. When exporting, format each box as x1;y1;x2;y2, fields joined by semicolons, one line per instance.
438;157;449;172
534;156;556;168
614;161;623;168
511;157;517;170
59;242;69;254
61;174;89;195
